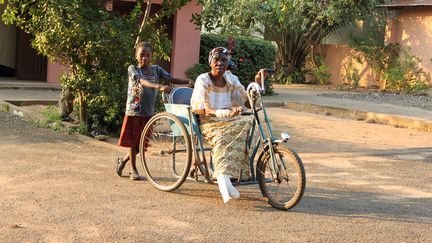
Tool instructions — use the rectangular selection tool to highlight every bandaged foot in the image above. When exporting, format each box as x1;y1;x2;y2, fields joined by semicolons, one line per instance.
217;174;240;203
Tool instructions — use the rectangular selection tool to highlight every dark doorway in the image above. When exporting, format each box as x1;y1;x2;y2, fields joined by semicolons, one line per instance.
15;29;47;81
0;65;15;77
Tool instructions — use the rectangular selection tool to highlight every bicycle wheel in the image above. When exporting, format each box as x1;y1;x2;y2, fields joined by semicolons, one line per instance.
140;112;192;191
257;143;306;210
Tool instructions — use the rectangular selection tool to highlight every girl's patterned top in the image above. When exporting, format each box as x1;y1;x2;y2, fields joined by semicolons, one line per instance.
125;64;171;117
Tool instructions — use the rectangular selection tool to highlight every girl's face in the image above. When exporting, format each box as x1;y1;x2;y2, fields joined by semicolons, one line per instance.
136;46;152;68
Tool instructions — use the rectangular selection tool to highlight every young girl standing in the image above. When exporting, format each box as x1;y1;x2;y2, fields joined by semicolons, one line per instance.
116;42;193;180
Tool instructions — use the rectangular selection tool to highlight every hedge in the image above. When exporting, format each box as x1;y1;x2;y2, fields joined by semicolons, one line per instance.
186;34;276;94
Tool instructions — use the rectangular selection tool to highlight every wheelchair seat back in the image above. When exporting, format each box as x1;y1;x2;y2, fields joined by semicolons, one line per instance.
164;87;199;135
168;87;193;105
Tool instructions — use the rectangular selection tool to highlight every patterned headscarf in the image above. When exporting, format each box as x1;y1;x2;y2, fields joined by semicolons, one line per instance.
208;47;230;65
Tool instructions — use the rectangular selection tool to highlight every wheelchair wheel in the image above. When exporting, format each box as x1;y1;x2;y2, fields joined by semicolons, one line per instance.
257;143;306;210
140;112;192;191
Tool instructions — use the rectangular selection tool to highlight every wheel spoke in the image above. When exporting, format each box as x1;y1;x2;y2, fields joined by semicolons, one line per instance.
140;113;192;191
257;144;305;210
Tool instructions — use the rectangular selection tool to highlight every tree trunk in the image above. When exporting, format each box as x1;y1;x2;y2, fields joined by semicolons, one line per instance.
78;91;88;134
58;87;74;120
276;39;307;83
380;74;387;91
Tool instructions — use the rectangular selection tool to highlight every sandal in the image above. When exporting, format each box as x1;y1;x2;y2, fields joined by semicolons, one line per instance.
115;158;126;177
130;170;140;180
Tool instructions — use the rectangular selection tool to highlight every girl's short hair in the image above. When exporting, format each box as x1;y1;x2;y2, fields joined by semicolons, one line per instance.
135;42;152;52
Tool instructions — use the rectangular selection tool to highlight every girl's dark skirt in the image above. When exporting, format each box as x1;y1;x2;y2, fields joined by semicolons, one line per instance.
118;115;152;149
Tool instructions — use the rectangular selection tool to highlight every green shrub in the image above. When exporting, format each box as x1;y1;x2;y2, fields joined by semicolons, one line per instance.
41;106;63;131
3;0;189;135
276;69;306;84
350;33;428;93
308;54;331;85
384;53;430;93
185;63;210;81
198;34;277;88
342;58;361;89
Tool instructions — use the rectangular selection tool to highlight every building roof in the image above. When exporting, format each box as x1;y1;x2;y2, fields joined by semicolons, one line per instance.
378;0;432;7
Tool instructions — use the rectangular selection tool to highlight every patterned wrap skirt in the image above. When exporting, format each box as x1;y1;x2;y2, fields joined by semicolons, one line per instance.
200;115;253;179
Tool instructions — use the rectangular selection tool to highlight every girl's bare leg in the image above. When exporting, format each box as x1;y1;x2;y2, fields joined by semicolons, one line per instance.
129;147;140;180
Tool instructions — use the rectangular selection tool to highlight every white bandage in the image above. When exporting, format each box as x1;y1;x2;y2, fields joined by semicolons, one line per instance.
215;109;231;118
217;174;240;203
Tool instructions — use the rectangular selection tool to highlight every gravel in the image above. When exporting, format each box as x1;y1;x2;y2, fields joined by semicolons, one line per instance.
318;92;432;110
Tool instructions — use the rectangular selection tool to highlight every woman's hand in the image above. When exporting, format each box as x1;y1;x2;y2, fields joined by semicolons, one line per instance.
229;106;242;117
254;69;269;85
213;107;242;118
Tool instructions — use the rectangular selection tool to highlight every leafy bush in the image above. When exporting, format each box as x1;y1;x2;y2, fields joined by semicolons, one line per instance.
199;34;277;88
41;106;63;131
2;0;189;135
342;58;361;89
276;69;306;84
350;32;429;93
185;63;209;81
384;53;430;93
308;54;331;85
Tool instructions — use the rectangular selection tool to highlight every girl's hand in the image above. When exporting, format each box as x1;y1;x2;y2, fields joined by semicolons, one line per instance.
188;79;195;88
159;85;172;93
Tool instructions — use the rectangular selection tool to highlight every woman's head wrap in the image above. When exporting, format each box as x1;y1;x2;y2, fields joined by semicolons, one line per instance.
208;47;230;65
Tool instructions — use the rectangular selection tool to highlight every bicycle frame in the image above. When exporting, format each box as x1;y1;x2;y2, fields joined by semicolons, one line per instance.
148;80;305;210
246;87;288;183
180;81;287;185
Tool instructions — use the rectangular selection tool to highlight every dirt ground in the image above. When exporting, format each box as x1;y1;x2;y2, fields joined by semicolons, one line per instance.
1;108;432;241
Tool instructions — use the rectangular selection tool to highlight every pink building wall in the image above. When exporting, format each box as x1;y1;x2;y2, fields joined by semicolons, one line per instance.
47;0;202;83
171;1;202;79
316;44;377;87
318;7;432;87
385;7;432;78
47;62;67;84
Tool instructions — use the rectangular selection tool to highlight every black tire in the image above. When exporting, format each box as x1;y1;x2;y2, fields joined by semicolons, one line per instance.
140;112;192;191
257;143;306;210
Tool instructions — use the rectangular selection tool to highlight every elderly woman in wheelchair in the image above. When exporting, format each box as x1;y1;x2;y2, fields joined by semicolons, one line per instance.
190;47;265;203
140;47;305;209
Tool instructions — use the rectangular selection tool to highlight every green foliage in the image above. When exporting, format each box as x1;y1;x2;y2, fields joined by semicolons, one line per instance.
348;9;429;93
350;40;429;93
185;63;209;81
199;34;276;87
67;125;88;135
262;78;275;96
40;106;63;131
342;58;361;89
2;0;189;134
195;0;382;84
350;37;401;88
308;54;331;85
384;53;430;93
276;69;306;84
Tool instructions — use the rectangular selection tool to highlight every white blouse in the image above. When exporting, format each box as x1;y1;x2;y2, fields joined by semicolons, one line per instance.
191;71;248;111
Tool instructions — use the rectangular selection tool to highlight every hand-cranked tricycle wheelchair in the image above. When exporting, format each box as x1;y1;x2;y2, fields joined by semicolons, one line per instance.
139;71;306;210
